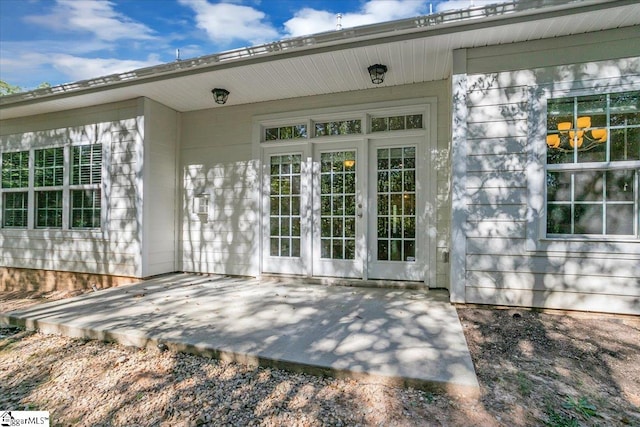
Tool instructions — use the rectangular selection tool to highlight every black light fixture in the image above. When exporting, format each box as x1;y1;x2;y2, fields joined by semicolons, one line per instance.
212;88;230;104
367;64;388;84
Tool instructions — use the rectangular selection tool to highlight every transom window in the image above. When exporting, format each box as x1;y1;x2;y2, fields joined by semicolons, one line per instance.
1;143;103;230
546;91;639;237
265;125;307;141
371;114;423;132
315;120;361;137
261;112;424;142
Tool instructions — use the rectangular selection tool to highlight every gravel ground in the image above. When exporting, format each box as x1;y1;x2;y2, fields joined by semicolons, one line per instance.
1;290;639;426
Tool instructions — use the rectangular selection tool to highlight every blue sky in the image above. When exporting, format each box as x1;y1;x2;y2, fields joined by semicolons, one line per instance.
0;0;497;90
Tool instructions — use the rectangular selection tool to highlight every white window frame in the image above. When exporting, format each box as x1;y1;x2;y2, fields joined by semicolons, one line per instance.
0;142;105;231
526;83;640;253
252;98;438;285
1;150;30;228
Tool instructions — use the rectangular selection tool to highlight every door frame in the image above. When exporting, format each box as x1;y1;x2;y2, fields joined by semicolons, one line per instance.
366;136;429;281
252;98;438;287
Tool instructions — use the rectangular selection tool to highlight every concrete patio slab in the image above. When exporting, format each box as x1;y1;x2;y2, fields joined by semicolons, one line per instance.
1;273;479;395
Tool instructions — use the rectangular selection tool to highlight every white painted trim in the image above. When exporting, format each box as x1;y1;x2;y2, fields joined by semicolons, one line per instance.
449;48;468;303
174;112;182;273
252;98;438;284
136;99;146;278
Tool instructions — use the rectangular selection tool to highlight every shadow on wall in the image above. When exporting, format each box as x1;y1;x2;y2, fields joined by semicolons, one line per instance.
182;160;259;276
457;59;640;313
0;119;144;285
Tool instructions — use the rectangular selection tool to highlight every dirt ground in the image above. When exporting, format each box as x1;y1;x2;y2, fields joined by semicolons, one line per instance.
1;290;639;426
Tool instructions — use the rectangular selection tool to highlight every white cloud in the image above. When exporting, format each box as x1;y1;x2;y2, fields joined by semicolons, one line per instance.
25;0;156;41
178;0;279;46
284;0;430;38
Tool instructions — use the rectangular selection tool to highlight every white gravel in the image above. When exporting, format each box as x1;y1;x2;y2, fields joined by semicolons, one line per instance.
0;326;482;426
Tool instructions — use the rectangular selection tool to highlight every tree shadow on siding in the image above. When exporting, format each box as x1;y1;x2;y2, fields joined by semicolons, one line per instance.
0;111;145;291
457;60;640;424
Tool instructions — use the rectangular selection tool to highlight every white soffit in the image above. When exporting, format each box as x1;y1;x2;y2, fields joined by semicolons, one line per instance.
1;1;639;120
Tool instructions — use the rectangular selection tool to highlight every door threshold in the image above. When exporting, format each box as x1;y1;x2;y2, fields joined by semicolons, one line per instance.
259;274;428;290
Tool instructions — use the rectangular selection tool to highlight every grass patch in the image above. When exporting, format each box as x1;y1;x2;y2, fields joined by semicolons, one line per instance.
563;396;597;418
516;372;533;397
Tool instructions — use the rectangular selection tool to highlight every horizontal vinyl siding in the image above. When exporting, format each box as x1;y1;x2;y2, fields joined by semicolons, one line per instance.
459;30;640;314
179;81;452;281
0;100;144;278
180;98;259;277
142;99;178;277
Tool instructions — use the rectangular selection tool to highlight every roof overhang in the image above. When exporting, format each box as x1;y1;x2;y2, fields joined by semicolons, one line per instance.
1;0;639;120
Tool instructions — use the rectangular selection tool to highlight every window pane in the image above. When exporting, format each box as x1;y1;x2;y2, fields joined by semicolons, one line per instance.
72;144;102;185
547;205;571;234
1;151;29;188
610;91;640;126
610;128;640;161
36;190;63;228
574;204;603;235
371;117;387;132
315;120;361;136
547;172;571;201
34;147;64;187
574;171;603;202
71;189;101;228
2;192;28;227
389;116;404;131
607;169;636;201
265;128;278;141
606;204;634;235
406;115;423;129
378;240;389;260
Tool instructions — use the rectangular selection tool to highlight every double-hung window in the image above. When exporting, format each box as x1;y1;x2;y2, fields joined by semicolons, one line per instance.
1;151;29;228
546;91;640;237
1;143;103;230
71;144;102;228
35;147;64;228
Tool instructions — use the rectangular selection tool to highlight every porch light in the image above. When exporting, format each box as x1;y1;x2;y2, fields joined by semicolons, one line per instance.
212;88;230;104
367;64;388;84
546;116;607;151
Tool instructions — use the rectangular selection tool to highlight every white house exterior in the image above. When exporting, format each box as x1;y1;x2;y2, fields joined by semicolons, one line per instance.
1;0;639;314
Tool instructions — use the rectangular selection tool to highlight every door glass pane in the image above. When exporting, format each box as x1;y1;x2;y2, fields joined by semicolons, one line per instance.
269;154;301;257
320;151;356;260
376;146;417;262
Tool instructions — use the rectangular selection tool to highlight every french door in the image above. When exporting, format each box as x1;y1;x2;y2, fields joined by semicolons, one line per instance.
262;137;427;282
311;141;366;278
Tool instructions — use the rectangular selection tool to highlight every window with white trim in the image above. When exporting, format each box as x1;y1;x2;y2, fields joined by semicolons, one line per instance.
371;114;423;132
34;147;64;228
265;124;307;141
1;143;103;230
315;119;361;136
546;91;639;237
